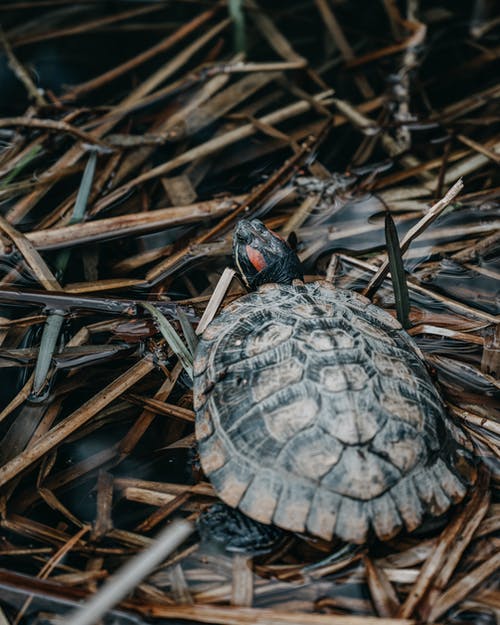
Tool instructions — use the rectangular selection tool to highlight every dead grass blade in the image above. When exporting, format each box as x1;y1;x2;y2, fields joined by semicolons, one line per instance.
27;195;243;250
95;93;332;213
31;309;65;397
364;556;400;617
0;26;47;105
144;603;418;625
231;554;253;607
62;6;220;101
419;484;491;619
12;524;90;625
197;268;236;335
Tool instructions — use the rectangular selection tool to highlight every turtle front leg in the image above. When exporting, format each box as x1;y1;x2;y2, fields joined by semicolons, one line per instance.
197;502;286;555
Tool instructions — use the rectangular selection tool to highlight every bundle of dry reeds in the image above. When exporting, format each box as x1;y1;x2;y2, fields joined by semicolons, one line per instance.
0;2;497;624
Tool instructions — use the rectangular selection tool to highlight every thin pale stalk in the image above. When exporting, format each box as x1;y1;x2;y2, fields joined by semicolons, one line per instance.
62;520;193;625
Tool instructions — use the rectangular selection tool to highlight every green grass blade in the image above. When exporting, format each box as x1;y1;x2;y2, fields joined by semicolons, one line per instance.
54;151;97;278
31;310;65;399
71;150;97;224
0;144;43;188
141;303;193;379
228;0;246;52
177;307;198;355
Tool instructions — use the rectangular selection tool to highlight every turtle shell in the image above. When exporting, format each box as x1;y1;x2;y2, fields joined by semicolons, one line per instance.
193;280;475;544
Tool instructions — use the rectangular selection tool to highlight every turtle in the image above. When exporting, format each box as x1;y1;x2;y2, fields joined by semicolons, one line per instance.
193;219;476;545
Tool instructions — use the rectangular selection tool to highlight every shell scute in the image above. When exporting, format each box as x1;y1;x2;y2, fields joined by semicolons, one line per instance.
252;357;303;402
195;404;214;441
278;425;343;480
273;478;314;533
306;488;341;540
206;456;253;508
413;468;451;516
321;447;401;500
365;304;402;330
318;388;383;445
238;469;282;524
199;431;229;475
379;393;423;431
263;396;318;443
245;321;295;357
294;302;335;318
335;497;369;544
303;327;355;351
390;476;424;532
432;458;467;503
369;493;403;540
371;418;425;473
319;364;370;393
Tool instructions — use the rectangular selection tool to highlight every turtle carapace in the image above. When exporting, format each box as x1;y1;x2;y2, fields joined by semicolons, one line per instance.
193;219;475;544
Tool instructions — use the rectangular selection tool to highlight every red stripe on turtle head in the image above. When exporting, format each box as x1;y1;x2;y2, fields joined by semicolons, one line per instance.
246;245;267;272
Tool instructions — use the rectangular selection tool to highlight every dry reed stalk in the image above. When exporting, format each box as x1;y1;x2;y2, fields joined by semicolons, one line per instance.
143;603;418;625
397;469;489;618
25;195;244;251
12;524;90;625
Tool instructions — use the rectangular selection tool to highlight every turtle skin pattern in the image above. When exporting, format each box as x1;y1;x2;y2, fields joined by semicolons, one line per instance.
194;280;475;544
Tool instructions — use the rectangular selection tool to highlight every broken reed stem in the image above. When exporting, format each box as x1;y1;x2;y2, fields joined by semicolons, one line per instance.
363;178;464;298
427;551;500;622
145;120;332;284
339;253;498;323
12;4;166;48
397;469;489;619
93;92;333;213
13;524;90;625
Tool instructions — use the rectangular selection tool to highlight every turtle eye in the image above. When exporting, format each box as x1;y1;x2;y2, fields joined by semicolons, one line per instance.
246;245;267;272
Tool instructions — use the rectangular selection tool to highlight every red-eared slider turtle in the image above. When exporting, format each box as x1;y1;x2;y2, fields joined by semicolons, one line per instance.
194;219;476;544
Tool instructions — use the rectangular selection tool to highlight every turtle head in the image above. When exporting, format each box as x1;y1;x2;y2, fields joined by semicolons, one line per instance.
233;219;304;289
